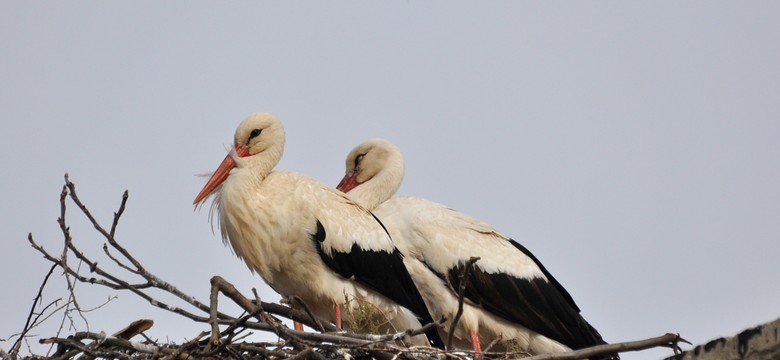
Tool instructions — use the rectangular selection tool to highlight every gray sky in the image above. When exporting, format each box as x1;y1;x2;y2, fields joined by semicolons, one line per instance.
2;2;779;359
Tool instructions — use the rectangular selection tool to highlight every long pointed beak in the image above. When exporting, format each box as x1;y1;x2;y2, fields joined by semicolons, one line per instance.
193;146;249;204
336;174;360;193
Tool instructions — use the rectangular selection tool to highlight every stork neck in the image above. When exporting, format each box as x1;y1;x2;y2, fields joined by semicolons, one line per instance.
241;144;284;179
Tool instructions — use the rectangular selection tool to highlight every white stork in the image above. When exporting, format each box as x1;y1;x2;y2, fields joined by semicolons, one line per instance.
336;139;616;359
193;114;444;348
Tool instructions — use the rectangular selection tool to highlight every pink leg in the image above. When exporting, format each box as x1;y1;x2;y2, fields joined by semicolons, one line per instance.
293;321;303;331
335;303;342;329
471;330;482;359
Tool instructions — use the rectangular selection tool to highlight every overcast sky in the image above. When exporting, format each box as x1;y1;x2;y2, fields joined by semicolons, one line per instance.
2;2;779;359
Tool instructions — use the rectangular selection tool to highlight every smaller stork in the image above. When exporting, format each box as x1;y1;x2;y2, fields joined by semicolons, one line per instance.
336;139;617;359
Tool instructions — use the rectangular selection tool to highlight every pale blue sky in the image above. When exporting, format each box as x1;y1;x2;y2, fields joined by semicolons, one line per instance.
2;2;779;359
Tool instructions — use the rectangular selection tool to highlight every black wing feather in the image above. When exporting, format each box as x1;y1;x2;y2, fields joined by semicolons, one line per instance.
311;219;445;349
446;238;612;355
509;239;580;312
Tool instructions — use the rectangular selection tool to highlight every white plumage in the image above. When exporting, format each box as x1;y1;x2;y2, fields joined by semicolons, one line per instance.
194;114;443;347
336;139;615;358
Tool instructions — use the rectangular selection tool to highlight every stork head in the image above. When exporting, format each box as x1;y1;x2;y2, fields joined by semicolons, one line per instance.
336;138;404;209
194;112;285;204
233;112;286;159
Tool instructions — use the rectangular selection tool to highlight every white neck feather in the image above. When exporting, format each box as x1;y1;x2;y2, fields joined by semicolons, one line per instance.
239;142;284;180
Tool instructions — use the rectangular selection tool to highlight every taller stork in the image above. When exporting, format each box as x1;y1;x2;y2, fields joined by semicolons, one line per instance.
194;114;443;348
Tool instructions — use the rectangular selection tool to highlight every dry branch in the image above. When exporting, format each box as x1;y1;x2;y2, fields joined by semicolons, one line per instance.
518;333;689;360
9;263;59;357
447;256;481;350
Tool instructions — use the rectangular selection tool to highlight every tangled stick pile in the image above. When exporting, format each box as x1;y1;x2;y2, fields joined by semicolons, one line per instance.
2;175;687;359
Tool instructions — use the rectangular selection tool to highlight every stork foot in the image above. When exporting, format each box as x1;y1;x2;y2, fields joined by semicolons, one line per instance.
471;330;483;359
335;303;342;329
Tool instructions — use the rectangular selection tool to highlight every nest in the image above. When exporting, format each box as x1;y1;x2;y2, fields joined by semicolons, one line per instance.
2;175;687;360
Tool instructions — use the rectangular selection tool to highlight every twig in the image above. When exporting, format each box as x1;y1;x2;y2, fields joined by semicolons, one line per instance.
28;180;235;328
518;333;689;360
66;176;234;322
161;331;207;360
102;243;140;275
22;297;64;330
64;175;141;272
29;232;213;323
262;300;339;333
482;334;503;353
204;287;265;355
56;183;90;337
288;347;314;360
109;190;128;238
232;343;294;359
288;295;327;333
42;336;132;360
208;277;222;349
9;263;58;357
210;276;305;347
447;256;480;350
41;331;156;360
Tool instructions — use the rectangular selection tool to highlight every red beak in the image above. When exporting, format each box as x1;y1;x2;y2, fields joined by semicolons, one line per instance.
336;174;360;193
193;145;250;204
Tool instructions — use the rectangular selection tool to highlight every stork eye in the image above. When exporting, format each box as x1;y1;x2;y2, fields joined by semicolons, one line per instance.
244;128;263;146
354;154;365;169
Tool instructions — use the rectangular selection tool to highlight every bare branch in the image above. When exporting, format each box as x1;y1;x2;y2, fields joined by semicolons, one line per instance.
160;331;207;360
517;333;689;360
9;263;58;357
102;243;140;275
41;331;152;360
482;334;503;353
109;190;129;238
447;256;480;350
56;181;91;338
208;277;223;349
287;295;327;333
